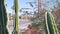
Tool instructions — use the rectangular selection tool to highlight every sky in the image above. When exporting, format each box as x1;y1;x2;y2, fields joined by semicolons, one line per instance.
6;0;60;15
6;0;34;13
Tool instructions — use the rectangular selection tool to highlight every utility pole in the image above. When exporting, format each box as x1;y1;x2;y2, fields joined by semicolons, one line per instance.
38;0;41;13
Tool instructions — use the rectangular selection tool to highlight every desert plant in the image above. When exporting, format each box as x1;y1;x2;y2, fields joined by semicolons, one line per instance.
45;12;59;34
12;0;19;34
0;0;9;34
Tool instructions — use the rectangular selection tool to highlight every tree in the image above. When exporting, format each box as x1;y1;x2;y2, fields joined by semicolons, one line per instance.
9;13;12;20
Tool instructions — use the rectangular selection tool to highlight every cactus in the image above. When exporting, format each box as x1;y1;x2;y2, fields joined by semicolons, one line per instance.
12;0;19;34
45;12;59;34
0;0;9;34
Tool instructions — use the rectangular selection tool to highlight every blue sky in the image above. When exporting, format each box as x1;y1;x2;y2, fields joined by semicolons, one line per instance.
6;0;60;14
6;0;35;14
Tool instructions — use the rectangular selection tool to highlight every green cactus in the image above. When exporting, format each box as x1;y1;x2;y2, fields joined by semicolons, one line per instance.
45;12;59;34
0;0;9;34
12;0;19;34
